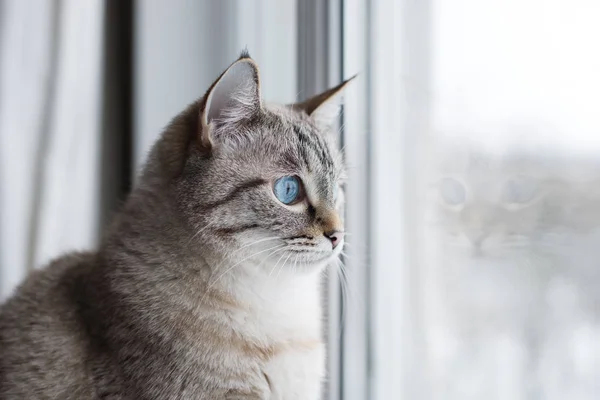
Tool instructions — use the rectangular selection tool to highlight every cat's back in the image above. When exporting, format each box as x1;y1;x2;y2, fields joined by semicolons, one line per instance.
0;252;96;399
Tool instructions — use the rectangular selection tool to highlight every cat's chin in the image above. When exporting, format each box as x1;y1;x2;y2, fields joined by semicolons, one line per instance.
265;250;341;275
293;249;343;273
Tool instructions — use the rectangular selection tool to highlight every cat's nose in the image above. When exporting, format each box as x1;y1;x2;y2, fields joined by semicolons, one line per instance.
467;230;487;249
324;231;345;249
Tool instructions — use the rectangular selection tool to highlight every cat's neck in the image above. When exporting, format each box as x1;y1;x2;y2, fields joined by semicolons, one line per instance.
212;259;324;339
216;256;322;304
99;212;324;341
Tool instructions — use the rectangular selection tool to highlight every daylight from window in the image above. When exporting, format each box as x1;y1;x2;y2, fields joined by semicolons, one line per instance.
417;1;600;399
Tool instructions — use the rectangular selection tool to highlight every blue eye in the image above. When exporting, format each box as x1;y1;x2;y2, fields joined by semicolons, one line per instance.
439;177;466;206
502;176;538;205
274;176;302;205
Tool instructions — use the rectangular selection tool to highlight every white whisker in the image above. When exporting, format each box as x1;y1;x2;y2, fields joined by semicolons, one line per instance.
292;253;299;275
209;236;282;278
186;222;214;246
201;243;286;303
269;250;289;278
275;253;293;281
335;259;350;338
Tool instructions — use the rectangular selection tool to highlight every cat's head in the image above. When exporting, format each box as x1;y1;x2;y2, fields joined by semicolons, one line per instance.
148;52;351;274
427;145;556;261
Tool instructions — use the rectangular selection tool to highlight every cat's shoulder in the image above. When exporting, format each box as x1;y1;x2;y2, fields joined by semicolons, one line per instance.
0;251;96;323
0;251;98;398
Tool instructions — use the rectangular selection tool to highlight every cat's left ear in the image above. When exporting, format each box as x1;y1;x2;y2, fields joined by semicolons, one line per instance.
198;52;262;150
291;75;356;130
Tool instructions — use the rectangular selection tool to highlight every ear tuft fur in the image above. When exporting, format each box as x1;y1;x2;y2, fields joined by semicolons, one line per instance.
239;47;251;60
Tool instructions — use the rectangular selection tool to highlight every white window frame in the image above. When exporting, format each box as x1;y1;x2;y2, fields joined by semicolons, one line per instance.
341;0;432;399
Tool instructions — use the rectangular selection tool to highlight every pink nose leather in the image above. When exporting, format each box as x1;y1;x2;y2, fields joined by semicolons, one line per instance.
325;231;345;249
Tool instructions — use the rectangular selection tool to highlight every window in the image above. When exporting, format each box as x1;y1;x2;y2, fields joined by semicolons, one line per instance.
340;0;600;399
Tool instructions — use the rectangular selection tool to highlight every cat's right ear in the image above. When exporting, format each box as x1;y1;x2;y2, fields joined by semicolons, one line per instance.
198;53;262;151
290;75;356;131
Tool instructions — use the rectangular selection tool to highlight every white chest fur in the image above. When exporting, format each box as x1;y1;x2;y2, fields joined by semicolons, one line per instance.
263;340;325;400
230;268;325;399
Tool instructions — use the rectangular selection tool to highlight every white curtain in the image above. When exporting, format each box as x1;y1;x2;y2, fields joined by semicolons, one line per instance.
0;0;104;299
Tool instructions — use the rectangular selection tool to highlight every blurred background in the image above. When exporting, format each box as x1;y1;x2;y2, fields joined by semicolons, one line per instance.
1;0;599;399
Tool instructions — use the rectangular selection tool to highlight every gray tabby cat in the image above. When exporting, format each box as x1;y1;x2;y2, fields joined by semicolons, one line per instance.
0;52;350;399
